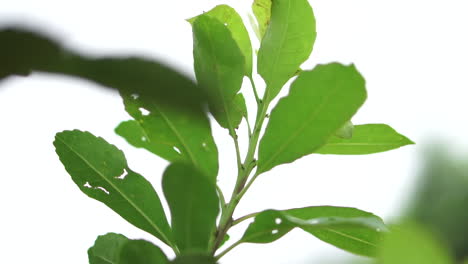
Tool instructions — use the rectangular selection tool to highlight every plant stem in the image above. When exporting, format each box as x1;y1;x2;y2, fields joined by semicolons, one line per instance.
249;76;261;105
214;239;243;260
232;211;260;226
210;89;271;256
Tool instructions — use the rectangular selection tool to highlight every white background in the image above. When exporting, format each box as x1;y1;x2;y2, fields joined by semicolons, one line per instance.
1;0;468;263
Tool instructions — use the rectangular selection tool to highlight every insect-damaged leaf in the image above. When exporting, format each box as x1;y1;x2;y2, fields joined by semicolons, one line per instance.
116;90;219;183
162;163;219;254
54;130;172;246
192;15;245;132
188;4;253;77
258;63;367;174
257;0;317;101
241;206;387;257
88;233;169;264
317;124;414;155
0;27;206;112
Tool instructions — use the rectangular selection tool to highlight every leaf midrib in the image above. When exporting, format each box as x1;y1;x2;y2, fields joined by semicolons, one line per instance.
323;228;378;248
150;104;200;171
263;0;292;90
260;79;342;172
56;135;170;245
203;19;238;134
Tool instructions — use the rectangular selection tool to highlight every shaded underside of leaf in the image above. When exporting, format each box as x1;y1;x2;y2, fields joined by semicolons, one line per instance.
0;27;206;111
54;130;172;246
192;15;245;131
257;0;317;100
162;163;219;254
241;206;387;257
88;233;169;264
258;63;367;174
117;89;219;183
317;124;414;155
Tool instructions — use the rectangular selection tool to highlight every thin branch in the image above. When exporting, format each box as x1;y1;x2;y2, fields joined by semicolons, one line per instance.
215;239;243;260
249;76;261;104
232;211;260;226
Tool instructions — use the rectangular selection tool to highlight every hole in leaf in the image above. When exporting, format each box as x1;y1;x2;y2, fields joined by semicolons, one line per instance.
84;182;92;188
139;107;150;116
275;218;282;225
224;23;228;26
116;168;128;180
97;186;110;195
202;142;207;148
173;146;181;154
271;229;279;235
130;93;139;100
141;136;147;142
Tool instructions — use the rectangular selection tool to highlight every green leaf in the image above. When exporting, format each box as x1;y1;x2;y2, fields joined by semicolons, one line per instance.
188;5;253;76
54;130;173;246
241;206;387;257
116;90;219;183
379;223;454;264
162;163;219;254
0;28;206;112
119;239;169;264
252;0;272;40
192;15;245;131
88;233;169;264
335;120;354;139
231;93;249;128
171;254;217;264
257;0;317;100
89;233;128;264
258;63;367;174
317;124;414;155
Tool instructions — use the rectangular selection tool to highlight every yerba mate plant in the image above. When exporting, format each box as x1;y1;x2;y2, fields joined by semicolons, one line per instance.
49;0;413;263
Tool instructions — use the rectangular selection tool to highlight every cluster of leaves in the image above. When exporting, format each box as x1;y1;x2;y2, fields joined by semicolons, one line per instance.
1;0;414;263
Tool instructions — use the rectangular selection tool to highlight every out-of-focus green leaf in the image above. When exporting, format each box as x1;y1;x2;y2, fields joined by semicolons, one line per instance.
54;130;172;246
117;89;219;183
335;121;354;139
88;233;169;264
404;147;468;260
257;0;316;101
162;163;219;254
241;206;387;257
192;16;245;132
317;124;414;155
171;254;217;264
188;5;252;76
0;27;206;111
252;0;272;40
379;223;454;264
258;63;367;174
